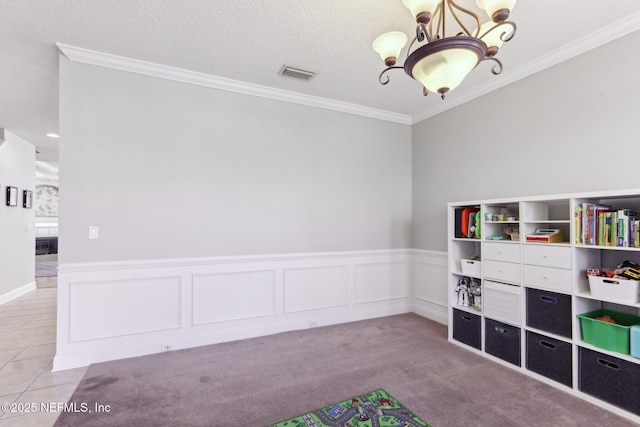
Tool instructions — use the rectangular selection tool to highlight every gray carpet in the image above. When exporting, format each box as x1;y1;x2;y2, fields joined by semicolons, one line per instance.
54;314;638;427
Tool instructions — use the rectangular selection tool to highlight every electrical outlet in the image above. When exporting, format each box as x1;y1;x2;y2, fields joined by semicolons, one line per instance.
89;226;100;239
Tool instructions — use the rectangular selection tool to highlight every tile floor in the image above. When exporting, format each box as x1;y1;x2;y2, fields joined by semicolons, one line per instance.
0;277;86;426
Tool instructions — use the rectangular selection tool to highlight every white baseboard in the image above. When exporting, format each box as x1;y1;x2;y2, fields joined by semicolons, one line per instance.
412;300;448;325
53;299;410;371
0;281;36;306
54;249;414;371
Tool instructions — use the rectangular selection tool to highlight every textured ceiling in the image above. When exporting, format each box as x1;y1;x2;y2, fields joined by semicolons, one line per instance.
1;0;640;162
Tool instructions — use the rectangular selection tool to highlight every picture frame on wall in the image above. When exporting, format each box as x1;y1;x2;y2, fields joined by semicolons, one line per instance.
23;190;33;209
6;186;18;207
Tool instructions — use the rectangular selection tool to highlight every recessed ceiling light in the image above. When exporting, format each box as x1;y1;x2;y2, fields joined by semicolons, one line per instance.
46;132;59;138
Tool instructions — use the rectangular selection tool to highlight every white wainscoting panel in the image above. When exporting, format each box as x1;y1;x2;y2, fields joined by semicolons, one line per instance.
283;265;349;313
69;276;182;342
54;249;413;371
411;250;448;325
192;270;276;325
355;261;407;304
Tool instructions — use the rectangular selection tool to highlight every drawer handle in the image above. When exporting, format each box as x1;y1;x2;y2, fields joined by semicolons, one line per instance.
540;296;557;304
597;358;620;370
602;279;620;285
539;340;555;349
461;315;471;321
495;327;507;334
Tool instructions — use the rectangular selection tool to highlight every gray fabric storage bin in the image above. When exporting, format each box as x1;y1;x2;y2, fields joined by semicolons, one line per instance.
579;347;640;416
485;317;521;366
526;330;572;387
526;287;572;338
452;308;481;350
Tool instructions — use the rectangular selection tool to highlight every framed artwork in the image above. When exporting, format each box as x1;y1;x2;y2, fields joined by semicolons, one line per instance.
23;190;33;208
6;186;18;207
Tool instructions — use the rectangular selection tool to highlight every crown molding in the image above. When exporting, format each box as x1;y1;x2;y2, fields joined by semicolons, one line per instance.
411;11;640;124
56;11;640;129
56;43;412;125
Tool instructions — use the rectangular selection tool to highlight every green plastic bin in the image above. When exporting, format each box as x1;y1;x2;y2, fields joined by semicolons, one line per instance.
577;309;640;354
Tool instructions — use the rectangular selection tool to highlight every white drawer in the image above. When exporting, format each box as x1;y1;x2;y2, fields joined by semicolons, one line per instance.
483;260;521;284
523;244;571;269
483;242;521;263
484;280;522;326
523;265;572;293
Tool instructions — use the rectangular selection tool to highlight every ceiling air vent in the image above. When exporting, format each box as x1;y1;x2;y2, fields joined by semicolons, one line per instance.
279;65;316;81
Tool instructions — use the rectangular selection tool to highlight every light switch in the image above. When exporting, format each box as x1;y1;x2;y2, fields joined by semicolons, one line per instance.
89;226;100;239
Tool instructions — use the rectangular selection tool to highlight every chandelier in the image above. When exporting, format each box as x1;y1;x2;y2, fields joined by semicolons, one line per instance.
372;0;517;99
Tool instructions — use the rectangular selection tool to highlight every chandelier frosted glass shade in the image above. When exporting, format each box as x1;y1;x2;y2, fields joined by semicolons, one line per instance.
372;32;408;66
404;37;487;98
476;0;517;21
402;0;441;19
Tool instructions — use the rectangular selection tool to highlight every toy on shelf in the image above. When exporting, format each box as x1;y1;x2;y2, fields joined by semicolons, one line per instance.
485;207;518;222
503;224;519;241
455;276;481;310
525;228;562;243
596;315;616;324
470;279;482;310
586;260;640;280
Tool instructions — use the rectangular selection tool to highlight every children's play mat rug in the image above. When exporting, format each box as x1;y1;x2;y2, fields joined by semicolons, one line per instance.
268;388;431;427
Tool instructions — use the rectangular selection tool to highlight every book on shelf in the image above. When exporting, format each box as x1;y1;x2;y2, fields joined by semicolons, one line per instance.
598;211;605;246
611;210;617;246
616;209;640;247
575;205;582;245
595;205;611;246
575;204;640;247
581;203;591;245
580;203;610;246
617;209;628;247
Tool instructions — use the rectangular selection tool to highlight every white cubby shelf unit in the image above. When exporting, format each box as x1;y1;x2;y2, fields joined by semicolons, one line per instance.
448;189;640;424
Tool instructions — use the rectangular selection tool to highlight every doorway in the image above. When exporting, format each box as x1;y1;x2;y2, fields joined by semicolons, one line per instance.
34;161;59;288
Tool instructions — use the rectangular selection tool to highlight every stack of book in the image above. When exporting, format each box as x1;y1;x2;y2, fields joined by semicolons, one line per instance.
575;203;640;247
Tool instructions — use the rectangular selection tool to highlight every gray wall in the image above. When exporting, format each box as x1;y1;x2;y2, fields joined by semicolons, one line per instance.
0;132;35;295
412;29;640;252
59;29;640;261
59;60;412;263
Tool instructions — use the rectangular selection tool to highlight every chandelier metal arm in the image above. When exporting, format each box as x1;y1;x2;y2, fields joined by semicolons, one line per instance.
478;21;517;43
416;23;433;43
434;2;444;38
482;56;504;75
405;37;418;60
378;66;404;85
447;0;481;38
500;21;517;42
